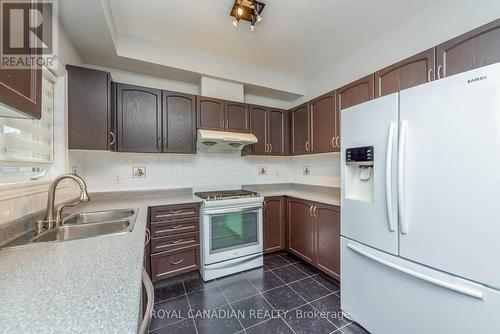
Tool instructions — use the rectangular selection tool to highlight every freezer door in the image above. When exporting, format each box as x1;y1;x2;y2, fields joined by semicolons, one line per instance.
341;94;399;255
399;63;500;289
341;237;500;334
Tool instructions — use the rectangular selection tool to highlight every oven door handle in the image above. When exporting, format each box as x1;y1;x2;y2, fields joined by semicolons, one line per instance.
204;205;262;215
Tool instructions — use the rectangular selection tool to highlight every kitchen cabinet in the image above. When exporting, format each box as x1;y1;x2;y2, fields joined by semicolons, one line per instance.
375;48;435;97
309;91;337;153
249;106;268;155
225;101;250;132
197;96;225;131
67;65;113;150
337;74;374;111
249;106;288;156
162;91;196;154
263;197;286;253
436;18;500;78
287;197;314;263
314;203;341;280
116;83;162;153
290;103;310;155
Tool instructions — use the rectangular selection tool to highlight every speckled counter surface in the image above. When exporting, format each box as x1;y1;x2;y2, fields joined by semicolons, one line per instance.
243;183;340;206
0;188;201;334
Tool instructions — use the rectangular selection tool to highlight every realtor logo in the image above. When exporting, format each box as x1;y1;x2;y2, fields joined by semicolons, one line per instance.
1;0;58;69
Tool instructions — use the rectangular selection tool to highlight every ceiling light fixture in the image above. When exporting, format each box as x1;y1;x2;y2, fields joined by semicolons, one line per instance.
230;0;265;31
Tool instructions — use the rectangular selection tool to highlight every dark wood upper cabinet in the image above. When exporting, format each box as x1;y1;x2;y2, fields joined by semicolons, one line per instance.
249;105;268;155
0;63;41;119
290;103;310;156
197;96;224;131
162;91;196;154
116;83;162;153
67;65;112;150
225;101;249;132
268;109;288;156
375;48;435;97
309;92;337;154
263;197;286;254
337;74;374;111
437;18;500;78
313;204;341;280
287;197;314;263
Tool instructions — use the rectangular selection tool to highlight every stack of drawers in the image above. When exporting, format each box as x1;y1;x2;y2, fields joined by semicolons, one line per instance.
147;203;201;282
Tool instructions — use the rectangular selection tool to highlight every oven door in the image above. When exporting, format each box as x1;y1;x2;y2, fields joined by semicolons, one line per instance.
203;205;263;265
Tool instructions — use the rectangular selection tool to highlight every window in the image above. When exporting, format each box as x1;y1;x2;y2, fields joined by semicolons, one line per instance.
0;71;55;182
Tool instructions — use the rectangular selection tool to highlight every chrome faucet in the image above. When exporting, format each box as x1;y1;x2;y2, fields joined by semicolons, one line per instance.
37;173;90;234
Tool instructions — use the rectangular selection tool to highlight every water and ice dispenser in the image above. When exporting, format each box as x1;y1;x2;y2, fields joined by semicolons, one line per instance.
345;146;374;202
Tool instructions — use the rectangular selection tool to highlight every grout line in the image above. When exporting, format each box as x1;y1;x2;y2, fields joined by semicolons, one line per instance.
182;280;199;334
215;279;247;334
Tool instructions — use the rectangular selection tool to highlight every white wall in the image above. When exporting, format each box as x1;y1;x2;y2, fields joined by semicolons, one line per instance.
290;153;340;188
199;77;244;102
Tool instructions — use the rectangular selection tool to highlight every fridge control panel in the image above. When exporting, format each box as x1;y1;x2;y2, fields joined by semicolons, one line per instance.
346;146;373;166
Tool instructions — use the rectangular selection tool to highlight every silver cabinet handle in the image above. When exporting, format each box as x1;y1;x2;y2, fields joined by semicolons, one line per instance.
336;136;340;148
437;64;443;79
225;119;229;128
145;228;151;247
109;131;115;145
169;210;183;215
269;144;272;153
220;119;224;128
263;201;267;209
138;269;154;334
427;68;434;82
331;137;335;148
309;205;313;217
169;239;183;244
265;144;269;153
170;259;184;265
305;141;310;152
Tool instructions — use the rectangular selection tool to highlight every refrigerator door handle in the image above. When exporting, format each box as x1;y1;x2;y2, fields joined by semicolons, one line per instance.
398;121;408;234
385;122;396;232
347;241;485;300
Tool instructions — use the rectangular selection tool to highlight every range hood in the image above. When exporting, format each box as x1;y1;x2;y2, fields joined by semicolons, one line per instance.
197;129;257;153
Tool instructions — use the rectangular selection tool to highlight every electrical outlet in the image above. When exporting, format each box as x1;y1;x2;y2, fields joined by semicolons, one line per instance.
114;175;123;184
133;166;146;178
303;165;310;175
258;166;267;175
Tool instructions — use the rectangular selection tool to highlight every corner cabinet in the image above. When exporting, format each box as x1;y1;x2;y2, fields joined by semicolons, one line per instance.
287;197;314;263
290;103;310;155
162;91;196;154
337;74;374;112
116;83;162;153
263;197;286;253
67;65;113;150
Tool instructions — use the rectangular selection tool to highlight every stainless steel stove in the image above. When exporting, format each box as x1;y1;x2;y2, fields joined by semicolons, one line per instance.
195;189;264;281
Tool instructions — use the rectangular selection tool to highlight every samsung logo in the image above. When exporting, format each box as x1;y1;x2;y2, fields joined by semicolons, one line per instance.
467;76;487;83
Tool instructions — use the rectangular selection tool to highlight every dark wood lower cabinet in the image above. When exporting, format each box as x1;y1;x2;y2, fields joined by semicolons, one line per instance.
263;197;286;254
313;204;341;280
287;198;314;263
146;203;200;282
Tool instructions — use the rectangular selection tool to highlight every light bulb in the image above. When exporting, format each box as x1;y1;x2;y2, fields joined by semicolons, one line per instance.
256;14;262;22
253;9;262;22
237;7;243;16
233;18;239;27
250;24;255;31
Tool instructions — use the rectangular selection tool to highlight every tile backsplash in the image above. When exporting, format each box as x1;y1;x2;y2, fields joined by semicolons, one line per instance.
69;151;341;192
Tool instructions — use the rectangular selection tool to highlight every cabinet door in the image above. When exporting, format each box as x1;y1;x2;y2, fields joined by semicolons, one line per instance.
309;92;336;154
268;109;288;156
249;105;268;155
197;96;224;130
67;65;112;150
437;18;500;78
314;204;341;280
337;74;374;111
290;103;310;155
375;48;435;97
287;198;314;263
225;101;249;132
116;83;162;153
162;91;196;154
263;197;286;253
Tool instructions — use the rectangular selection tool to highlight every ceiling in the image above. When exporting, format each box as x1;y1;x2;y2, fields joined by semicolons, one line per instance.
60;0;440;100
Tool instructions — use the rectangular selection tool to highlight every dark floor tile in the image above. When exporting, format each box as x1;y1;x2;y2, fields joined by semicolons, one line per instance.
154;277;185;303
313;273;341;292
244;268;285;292
230;294;277;328
217;273;259;302
246;317;294;334
283;304;337;334
193;304;243;334
289;277;331;302
272;264;308;283
293;262;319;276
150;295;190;331
264;254;291;269
341;322;370;334
182;271;217;294
279;253;301;264
310;294;350;328
261;285;307;312
150;318;196;334
187;284;228;311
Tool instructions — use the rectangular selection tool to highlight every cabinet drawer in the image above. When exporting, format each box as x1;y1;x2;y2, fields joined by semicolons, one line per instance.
150;218;199;237
151;232;199;254
151;246;199;281
150;203;199;222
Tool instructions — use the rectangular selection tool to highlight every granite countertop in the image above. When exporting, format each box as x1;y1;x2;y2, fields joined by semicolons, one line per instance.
0;188;201;334
243;183;341;206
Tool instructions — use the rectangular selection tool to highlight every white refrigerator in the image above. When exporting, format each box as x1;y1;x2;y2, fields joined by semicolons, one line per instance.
340;62;500;334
